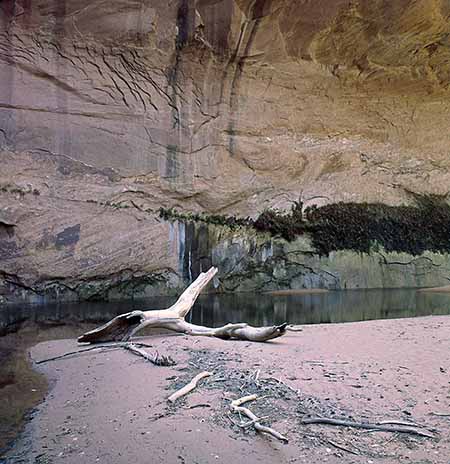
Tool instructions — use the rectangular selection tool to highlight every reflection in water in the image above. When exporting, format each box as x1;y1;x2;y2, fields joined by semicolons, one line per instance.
2;289;450;335
194;289;450;327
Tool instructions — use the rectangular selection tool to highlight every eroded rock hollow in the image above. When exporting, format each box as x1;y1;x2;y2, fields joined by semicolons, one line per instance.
2;0;450;301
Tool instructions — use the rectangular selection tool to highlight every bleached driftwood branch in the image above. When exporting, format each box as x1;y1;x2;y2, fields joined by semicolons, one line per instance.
168;371;212;403
230;394;288;443
78;267;288;344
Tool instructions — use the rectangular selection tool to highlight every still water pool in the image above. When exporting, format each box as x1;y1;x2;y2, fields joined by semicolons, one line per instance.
3;288;450;334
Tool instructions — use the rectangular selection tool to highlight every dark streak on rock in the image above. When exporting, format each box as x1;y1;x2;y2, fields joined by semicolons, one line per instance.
181;222;213;281
165;144;179;179
55;224;80;249
52;0;72;157
183;221;195;280
228;1;266;155
164;0;195;181
0;220;15;239
52;0;66;36
22;0;33;25
175;0;190;50
0;240;19;260
0;0;17;151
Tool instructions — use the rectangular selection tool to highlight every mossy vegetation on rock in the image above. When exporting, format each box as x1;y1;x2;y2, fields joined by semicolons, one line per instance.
162;194;450;257
255;194;450;256
253;199;305;242
158;207;252;230
304;194;450;256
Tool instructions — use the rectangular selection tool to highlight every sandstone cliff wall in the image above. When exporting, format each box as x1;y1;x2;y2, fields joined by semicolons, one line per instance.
2;0;450;301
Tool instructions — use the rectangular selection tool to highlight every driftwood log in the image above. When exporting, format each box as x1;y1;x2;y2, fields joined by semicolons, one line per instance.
78;267;288;344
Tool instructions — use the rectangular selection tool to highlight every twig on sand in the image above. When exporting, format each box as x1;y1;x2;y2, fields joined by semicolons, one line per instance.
301;417;437;439
230;394;288;443
35;342;154;364
188;403;211;410
168;372;212;403
378;420;430;430
286;325;303;332
36;342;174;367
374;433;399;448
123;343;176;366
228;414;271;429
236;415;271;429
35;345;119;364
239;369;262;391
264;376;298;393
325;439;360;455
430;412;450;417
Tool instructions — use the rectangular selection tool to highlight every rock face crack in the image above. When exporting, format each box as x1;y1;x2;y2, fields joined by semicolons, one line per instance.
0;270;40;294
377;253;442;268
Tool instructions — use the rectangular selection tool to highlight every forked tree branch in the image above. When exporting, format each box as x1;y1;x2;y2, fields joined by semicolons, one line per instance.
78;267;288;344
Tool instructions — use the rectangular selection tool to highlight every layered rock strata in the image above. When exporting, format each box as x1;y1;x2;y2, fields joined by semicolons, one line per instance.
2;0;450;301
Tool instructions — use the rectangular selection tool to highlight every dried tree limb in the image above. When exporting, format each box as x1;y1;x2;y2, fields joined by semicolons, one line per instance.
36;342;174;367
301;417;436;438
78;267;288;344
136;318;288;341
230;395;288;443
35;342;154;364
77;311;146;343
168;371;212;403
123;343;175;366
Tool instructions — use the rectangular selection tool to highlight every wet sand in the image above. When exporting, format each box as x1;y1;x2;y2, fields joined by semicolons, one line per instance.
418;285;450;293
4;315;450;464
0;321;100;455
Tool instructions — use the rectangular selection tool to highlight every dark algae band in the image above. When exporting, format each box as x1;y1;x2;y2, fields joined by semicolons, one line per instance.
160;193;450;256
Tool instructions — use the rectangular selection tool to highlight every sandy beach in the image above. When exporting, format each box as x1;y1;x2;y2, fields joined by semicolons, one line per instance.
418;286;450;293
4;315;450;464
